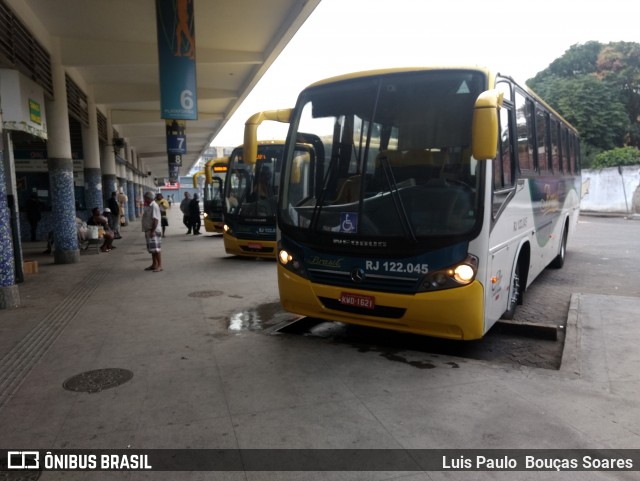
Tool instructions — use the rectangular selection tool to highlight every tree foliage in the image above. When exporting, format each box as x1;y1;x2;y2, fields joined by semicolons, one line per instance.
592;146;640;169
527;41;640;166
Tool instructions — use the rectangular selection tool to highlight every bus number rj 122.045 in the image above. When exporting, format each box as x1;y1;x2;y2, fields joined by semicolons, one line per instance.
365;260;429;274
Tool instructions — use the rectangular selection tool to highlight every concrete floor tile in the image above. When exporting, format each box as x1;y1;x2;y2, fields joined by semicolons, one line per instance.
133;415;238;449
311;339;490;400
360;382;588;449
214;337;356;415
497;375;640;445
53;427;136;449
230;400;401;449
135;367;230;429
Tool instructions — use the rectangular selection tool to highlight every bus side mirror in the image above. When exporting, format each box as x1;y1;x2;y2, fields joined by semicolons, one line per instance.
472;90;503;161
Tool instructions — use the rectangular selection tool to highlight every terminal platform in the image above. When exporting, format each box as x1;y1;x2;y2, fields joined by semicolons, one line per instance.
1;208;639;480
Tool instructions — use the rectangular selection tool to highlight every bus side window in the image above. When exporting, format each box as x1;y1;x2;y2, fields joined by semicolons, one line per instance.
515;92;535;173
536;109;551;174
493;105;515;217
550;118;560;174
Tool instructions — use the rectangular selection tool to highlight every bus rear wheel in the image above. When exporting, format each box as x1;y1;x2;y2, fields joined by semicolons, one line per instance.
550;227;568;269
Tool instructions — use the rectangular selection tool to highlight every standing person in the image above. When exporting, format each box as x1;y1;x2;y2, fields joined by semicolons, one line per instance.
189;192;201;235
25;192;42;242
107;191;122;239
141;191;163;272
155;193;171;237
180;191;192;234
117;188;128;226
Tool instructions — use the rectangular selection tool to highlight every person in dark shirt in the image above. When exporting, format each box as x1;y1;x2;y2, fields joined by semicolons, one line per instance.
25;193;42;242
189;193;201;235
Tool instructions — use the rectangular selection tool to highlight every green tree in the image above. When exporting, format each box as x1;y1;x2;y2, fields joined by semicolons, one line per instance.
527;41;640;165
528;74;627;151
596;42;640;146
592;146;640;168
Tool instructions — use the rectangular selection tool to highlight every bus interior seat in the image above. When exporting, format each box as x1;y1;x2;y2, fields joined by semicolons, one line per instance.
334;175;361;204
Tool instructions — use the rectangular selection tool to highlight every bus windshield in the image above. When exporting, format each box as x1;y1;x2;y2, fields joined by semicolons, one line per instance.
224;145;284;219
279;70;486;244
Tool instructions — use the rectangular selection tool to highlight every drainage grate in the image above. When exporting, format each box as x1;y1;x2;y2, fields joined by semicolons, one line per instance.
62;368;133;393
188;290;223;298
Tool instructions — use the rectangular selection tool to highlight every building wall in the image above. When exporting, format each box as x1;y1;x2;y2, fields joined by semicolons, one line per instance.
580;165;640;214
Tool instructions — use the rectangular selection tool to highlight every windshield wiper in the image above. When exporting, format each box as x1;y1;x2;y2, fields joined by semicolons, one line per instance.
379;156;417;242
309;154;338;232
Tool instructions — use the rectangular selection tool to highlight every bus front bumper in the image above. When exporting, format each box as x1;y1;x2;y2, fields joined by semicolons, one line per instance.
223;232;276;259
277;265;486;340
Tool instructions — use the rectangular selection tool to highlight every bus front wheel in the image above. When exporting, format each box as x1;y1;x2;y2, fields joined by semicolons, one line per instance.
502;262;520;320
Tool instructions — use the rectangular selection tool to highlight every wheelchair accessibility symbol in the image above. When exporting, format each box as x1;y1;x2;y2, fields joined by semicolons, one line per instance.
339;213;358;233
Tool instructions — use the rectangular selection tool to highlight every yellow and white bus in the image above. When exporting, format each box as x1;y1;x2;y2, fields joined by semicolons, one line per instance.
203;158;228;233
222;141;285;258
259;67;580;340
223;111;317;258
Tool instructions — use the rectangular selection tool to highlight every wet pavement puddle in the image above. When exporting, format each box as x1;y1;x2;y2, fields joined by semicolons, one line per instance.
223;303;564;370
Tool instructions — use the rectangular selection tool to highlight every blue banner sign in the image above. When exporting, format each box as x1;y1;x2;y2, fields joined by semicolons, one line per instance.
156;0;198;120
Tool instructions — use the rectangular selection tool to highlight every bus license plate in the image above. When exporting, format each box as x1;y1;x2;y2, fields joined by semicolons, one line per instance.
247;243;262;250
339;292;375;310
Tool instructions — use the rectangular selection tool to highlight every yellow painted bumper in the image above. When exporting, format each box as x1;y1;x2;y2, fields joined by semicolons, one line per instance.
277;265;485;340
223;232;276;258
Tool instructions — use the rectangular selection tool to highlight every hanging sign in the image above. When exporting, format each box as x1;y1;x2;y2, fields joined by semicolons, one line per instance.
166;119;187;155
155;0;198;120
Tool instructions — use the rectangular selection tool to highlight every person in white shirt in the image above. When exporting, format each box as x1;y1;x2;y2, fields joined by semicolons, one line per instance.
141;192;163;272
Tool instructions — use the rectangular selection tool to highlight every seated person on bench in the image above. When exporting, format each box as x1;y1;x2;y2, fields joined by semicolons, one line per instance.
87;207;115;252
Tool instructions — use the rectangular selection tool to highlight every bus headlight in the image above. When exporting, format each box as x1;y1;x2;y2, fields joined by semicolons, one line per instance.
454;264;475;283
420;255;478;292
279;249;292;265
223;224;232;234
278;244;306;277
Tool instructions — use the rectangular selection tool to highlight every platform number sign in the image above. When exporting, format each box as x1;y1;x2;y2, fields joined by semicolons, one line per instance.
166;120;187;155
155;0;198;120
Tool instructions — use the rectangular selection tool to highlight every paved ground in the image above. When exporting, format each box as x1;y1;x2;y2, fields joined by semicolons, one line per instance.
0;209;639;480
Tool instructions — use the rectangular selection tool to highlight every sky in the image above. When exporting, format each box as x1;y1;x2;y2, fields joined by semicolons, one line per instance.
210;0;640;147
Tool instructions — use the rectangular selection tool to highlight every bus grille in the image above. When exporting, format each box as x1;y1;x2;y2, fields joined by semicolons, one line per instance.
308;269;418;293
240;246;274;253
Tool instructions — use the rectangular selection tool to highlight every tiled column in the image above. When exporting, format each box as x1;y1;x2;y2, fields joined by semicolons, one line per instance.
127;171;136;222
84;168;102;211
100;112;118;210
0;135;20;309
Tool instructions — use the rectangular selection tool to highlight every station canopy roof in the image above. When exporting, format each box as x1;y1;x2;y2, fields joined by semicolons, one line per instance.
7;0;320;179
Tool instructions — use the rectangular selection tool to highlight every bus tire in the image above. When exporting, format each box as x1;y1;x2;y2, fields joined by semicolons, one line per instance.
502;261;521;320
550;226;568;269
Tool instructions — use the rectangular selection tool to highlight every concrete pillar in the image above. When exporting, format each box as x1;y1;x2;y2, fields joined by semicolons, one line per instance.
100;111;117;207
45;41;79;264
82;95;103;211
0;123;20;309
